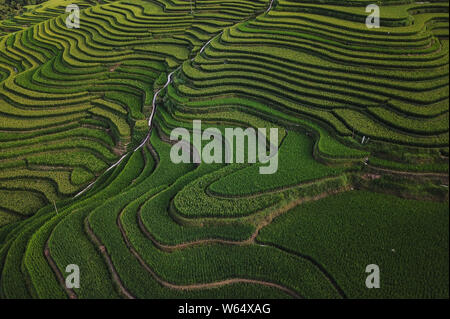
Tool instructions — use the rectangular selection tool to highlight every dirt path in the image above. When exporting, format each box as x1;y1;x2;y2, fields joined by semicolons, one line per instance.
367;164;449;181
84;218;135;299
266;0;275;14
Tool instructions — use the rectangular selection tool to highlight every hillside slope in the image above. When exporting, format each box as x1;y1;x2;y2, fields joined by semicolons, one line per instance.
0;0;448;299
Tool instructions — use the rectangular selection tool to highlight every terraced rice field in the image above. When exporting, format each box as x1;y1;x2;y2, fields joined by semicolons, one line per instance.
0;0;448;299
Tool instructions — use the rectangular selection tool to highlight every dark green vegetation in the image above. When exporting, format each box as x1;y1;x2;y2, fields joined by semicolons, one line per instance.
0;0;448;299
258;191;449;298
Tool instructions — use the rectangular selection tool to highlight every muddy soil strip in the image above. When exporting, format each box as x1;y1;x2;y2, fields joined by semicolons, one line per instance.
84;217;135;299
